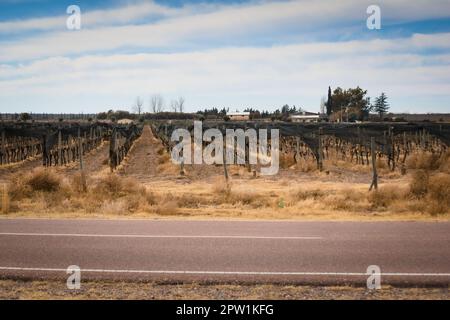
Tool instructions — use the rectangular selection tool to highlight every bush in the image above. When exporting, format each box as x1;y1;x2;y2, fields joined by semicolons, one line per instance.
407;152;441;171
293;189;326;201
1;184;10;214
94;174;146;197
26;168;61;192
368;186;403;208
9;168;62;199
154;200;180;216
409;170;429;198
426;173;450;214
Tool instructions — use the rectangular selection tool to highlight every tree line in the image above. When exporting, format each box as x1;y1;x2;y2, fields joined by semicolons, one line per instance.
326;86;389;121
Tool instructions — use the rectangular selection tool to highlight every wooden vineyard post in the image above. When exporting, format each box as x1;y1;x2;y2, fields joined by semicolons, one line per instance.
1;130;5;165
58;129;62;166
295;136;300;164
42;134;48;166
110;128;115;172
401;132;407;175
318;127;323;171
222;127;229;183
78;128;87;192
390;127;395;171
180;157;185;176
109;128;118;172
369;137;378;191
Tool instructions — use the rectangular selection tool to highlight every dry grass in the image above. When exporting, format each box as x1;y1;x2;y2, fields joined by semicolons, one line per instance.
368;186;406;209
153;198;180;216
425;173;450;215
1;184;10;214
3;149;449;220
5;169;158;215
407;150;449;173
409;170;429;198
9;168;62;200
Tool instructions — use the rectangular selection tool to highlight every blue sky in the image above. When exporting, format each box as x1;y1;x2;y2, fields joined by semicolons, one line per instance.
1;0;450;114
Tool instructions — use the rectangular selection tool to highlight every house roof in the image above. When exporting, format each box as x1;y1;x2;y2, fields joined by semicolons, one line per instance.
227;112;250;116
290;111;319;118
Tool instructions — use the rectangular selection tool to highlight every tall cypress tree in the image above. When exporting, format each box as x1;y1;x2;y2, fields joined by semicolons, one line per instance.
326;86;332;116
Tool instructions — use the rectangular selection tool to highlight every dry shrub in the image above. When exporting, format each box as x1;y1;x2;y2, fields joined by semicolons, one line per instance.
407;152;442;171
1;184;10;214
229;191;270;208
294;158;317;172
90;174;156;213
93;174;145;196
158;153;170;164
71;172;89;193
27;168;61;192
279;153;296;169
212;177;231;196
216;189;271;208
154;199;180;215
8;168;63;200
292;188;326;201
157;161;180;175
176;194;207;208
404;170;450;215
428;173;450;204
323;189;366;211
438;150;450;173
100;199;128;215
94;174;124;195
211;178;270;208
426;173;450;214
409;170;429;199
368;186;404;209
376;158;388;169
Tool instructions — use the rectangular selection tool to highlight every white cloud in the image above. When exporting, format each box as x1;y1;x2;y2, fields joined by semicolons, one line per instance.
0;1;188;34
1;33;450;113
1;0;450;62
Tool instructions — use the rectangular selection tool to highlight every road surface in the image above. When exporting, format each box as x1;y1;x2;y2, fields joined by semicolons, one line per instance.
0;218;449;286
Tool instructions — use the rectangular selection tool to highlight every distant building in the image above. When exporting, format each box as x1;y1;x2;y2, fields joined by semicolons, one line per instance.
117;118;134;124
290;111;322;123
227;111;250;121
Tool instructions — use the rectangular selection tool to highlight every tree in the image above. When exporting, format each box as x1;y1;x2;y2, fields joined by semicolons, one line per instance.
374;93;389;120
19;112;31;121
177;96;185;113
320;96;326;115
326;86;332;115
170;100;178;112
150;94;164;113
133;96;143;115
360;97;373;121
329;86;370;122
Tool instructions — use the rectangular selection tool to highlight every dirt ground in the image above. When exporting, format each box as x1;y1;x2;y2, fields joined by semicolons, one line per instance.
0;279;448;300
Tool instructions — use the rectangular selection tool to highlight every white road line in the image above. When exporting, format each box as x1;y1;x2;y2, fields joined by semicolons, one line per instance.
0;266;449;277
0;232;322;240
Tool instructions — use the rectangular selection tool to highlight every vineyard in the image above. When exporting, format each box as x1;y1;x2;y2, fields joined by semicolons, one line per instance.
0;121;142;170
0;120;449;219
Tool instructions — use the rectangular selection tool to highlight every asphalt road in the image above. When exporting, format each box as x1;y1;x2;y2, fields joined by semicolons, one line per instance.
0;218;449;286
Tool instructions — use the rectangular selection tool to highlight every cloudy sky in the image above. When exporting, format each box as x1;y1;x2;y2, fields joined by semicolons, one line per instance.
1;0;450;114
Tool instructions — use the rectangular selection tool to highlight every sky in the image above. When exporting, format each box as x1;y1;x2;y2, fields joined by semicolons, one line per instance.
1;0;450;114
